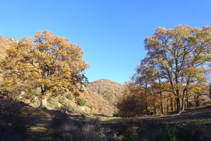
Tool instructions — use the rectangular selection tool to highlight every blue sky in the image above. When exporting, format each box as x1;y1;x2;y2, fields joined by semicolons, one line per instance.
0;0;210;84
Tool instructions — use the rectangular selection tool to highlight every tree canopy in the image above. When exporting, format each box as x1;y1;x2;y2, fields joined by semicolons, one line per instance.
0;30;89;107
118;25;211;115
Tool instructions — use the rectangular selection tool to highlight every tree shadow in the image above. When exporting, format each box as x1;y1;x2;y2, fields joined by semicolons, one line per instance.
0;90;84;140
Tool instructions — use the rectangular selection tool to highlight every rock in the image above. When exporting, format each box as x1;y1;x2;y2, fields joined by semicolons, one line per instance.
78;106;85;112
104;127;111;133
58;103;62;108
112;131;119;136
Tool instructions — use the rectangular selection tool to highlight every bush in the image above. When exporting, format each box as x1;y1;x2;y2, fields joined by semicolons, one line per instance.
72;107;76;112
48;114;107;141
62;103;71;111
87;105;93;111
178;124;211;141
59;96;65;104
48;109;74;140
65;93;73;100
81;114;86;120
188;102;194;107
122;127;138;141
16;97;19;101
28;88;36;96
154;122;177;141
73;118;106;141
47;94;53;103
50;109;69;130
79;98;86;106
113;111;119;117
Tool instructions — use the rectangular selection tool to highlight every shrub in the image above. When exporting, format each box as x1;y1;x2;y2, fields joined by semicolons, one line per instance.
154;122;177;141
48;115;107;141
188;102;194;107
87;105;93;111
59;96;65;104
178;124;211;141
72;107;76;112
113;111;119;117
65;93;73;100
122;127;138;141
99;113;105;116
47;94;53;103
79;98;86;106
28;88;36;96
62;103;71;111
81;114;86;120
50;109;69;129
16;97;19;101
48;109;74;140
73;118;106;141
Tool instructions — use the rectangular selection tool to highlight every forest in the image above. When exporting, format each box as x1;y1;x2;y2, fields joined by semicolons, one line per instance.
1;25;211;140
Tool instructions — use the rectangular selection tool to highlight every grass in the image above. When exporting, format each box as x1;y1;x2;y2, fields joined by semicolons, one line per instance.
84;114;121;123
29;88;36;96
2;91;211;140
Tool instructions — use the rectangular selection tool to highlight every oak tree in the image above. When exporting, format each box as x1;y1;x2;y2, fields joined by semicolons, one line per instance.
144;25;211;113
0;30;89;108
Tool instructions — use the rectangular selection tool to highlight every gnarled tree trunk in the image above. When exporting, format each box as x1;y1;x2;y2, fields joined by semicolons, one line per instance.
40;83;47;108
40;95;47;108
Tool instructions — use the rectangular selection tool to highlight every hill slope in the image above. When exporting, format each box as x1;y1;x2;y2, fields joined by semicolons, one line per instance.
44;79;126;116
86;79;126;110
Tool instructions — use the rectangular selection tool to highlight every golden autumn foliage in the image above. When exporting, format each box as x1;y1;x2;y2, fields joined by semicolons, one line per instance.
0;30;89;107
144;25;211;113
117;81;146;117
118;25;211;116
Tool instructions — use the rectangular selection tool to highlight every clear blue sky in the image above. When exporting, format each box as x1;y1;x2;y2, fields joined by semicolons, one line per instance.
0;0;210;84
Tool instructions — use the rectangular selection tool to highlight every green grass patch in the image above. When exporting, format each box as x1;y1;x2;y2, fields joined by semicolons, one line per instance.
65;93;73;100
29;88;36;96
79;98;86;106
59;96;65;104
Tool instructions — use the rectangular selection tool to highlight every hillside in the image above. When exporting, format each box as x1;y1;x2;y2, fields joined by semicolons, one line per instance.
13;79;126;116
0;36;18;85
45;79;126;116
86;79;126;111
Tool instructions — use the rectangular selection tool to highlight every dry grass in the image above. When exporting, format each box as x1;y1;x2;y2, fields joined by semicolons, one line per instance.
1;89;211;141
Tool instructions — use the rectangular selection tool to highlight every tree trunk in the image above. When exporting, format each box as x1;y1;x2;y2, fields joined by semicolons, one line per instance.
146;101;149;115
145;84;149;115
40;95;47;108
181;88;187;112
167;99;169;113
170;97;173;111
182;96;185;111
160;91;163;114
186;97;189;108
40;84;47;108
154;98;156;115
195;93;200;107
176;97;180;113
209;83;211;99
